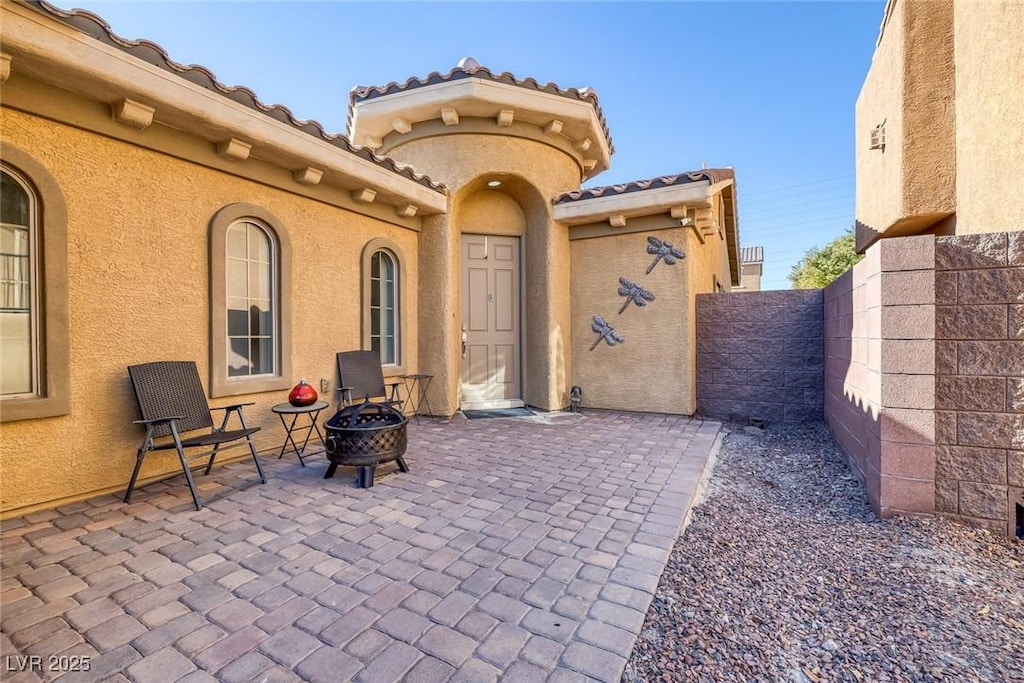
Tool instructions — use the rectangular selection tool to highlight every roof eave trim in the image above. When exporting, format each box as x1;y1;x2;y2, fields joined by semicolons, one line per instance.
10;1;447;212
552;181;713;225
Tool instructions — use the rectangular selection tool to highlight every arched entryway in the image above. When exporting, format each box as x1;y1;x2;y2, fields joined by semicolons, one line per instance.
454;175;550;410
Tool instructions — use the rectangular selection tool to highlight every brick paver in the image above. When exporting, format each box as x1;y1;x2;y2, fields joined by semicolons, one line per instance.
1;411;718;681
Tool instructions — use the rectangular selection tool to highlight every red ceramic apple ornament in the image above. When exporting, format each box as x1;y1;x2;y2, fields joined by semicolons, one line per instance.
288;379;318;407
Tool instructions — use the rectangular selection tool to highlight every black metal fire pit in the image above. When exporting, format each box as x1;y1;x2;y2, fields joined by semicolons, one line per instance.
323;400;408;487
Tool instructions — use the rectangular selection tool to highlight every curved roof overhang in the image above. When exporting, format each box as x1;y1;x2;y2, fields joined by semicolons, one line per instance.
349;74;613;181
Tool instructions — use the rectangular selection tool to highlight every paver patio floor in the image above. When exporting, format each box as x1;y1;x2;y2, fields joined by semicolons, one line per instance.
1;411;720;682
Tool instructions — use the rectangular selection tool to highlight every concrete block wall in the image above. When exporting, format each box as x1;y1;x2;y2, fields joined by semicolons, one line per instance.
824;247;882;498
823;235;937;518
696;290;823;425
934;233;1024;536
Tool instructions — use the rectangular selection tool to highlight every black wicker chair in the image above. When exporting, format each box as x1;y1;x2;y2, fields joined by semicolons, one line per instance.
126;361;266;510
335;351;403;410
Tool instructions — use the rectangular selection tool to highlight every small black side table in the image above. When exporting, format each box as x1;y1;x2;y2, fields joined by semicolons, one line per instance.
271;400;328;466
401;374;433;424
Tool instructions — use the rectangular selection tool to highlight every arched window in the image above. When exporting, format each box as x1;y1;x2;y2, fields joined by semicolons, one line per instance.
209;203;292;397
1;147;70;423
226;220;276;378
1;168;37;396
361;238;404;368
370;249;398;365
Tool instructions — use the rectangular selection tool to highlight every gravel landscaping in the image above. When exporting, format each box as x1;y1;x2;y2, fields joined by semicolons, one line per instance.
625;423;1024;682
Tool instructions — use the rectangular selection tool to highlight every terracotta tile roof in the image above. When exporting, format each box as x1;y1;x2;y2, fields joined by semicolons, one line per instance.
348;60;614;155
553;168;735;204
740;246;764;264
27;0;445;193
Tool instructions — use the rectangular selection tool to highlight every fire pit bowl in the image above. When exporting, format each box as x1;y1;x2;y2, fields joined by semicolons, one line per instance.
323;400;409;487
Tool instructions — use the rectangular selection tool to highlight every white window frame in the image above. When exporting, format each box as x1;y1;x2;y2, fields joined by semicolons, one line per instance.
370;249;399;366
225;219;278;380
1;167;40;398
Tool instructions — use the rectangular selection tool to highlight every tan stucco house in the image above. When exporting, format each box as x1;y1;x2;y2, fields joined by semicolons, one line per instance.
0;0;741;516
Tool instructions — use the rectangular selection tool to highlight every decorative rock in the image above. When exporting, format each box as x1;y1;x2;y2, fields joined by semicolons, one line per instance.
624;423;1024;683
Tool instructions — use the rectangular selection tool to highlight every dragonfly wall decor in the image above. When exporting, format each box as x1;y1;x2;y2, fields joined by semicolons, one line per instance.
617;277;655;313
590;315;625;350
645;236;685;274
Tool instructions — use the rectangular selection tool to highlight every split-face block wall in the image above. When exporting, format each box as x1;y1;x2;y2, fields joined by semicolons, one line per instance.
823;233;1022;537
933;234;1024;535
698;232;1023;537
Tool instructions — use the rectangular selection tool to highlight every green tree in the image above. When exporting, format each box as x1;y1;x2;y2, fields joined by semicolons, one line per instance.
788;228;863;289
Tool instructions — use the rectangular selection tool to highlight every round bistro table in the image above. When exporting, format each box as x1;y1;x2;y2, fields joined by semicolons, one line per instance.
271;400;328;466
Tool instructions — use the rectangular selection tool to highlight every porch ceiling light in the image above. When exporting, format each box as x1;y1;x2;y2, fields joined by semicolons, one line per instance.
487;180;502;188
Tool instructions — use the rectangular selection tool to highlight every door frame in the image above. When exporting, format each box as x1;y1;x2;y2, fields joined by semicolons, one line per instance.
458;232;525;411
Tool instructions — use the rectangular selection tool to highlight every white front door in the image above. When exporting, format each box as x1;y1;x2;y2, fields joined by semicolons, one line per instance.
459;234;522;409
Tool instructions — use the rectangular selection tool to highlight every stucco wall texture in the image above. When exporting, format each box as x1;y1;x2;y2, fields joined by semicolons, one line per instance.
387;133;579;413
569;224;731;415
855;0;909;242
855;0;955;250
696;290;824;425
856;0;1024;248
570;229;687;415
953;1;1024;234
0;109;420;515
934;233;1024;536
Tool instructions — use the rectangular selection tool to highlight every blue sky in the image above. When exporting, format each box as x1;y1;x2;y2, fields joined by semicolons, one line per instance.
54;1;883;289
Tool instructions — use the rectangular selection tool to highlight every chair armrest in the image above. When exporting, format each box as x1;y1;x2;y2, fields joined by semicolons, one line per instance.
211;402;255;412
133;416;183;426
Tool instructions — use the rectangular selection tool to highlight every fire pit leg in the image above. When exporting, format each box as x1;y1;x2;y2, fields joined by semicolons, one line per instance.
324;463;338;480
357;465;376;488
397;456;409;473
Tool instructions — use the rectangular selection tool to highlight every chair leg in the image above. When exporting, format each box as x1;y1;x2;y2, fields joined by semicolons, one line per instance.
204;444;221;476
234;408;266;484
170;423;203;511
246;434;266;484
124;427;154;503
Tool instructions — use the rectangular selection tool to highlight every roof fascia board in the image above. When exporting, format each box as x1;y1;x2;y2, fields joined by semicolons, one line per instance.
4;3;446;213
351;78;612;170
706;178;734;197
553;181;711;224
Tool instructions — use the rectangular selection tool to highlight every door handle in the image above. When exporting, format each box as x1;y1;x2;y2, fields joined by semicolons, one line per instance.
461;329;468;358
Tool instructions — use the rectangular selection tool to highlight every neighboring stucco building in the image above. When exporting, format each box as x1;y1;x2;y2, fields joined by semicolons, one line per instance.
732;246;764;292
855;0;1024;251
0;0;740;515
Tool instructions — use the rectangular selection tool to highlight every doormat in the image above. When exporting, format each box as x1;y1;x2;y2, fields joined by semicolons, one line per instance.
462;407;535;420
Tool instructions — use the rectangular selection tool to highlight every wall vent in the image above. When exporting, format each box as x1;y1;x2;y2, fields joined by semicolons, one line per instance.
869;121;886;151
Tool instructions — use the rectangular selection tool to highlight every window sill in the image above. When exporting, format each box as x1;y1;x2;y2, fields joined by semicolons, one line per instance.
1;394;70;423
209;375;291;399
382;365;408;380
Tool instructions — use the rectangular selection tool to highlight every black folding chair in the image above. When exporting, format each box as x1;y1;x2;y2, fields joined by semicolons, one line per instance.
335;350;403;410
126;361;266;510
